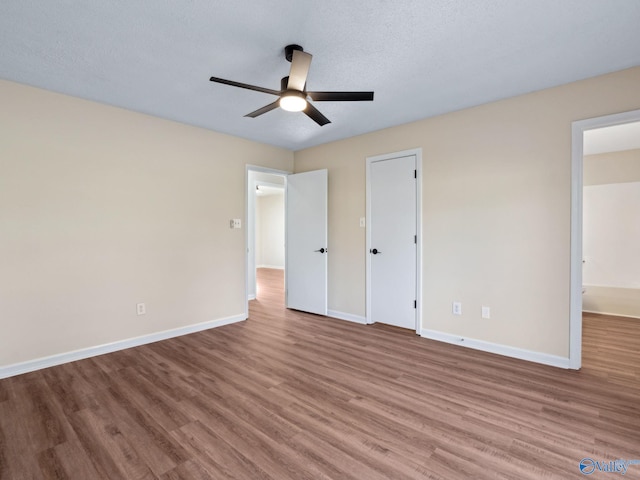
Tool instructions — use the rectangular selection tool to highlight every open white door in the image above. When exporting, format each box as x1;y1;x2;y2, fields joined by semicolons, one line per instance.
286;169;328;315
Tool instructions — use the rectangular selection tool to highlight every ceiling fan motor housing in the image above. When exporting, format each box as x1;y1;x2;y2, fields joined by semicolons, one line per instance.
285;44;303;62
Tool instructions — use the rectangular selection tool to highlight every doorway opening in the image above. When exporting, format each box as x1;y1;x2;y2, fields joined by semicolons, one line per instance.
570;109;640;369
245;165;329;320
254;180;285;300
246;167;288;315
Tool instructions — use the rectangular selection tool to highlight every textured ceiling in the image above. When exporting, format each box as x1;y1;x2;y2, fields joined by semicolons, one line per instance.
1;1;640;151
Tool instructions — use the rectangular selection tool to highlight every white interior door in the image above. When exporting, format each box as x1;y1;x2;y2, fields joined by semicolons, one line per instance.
286;169;328;315
368;154;417;329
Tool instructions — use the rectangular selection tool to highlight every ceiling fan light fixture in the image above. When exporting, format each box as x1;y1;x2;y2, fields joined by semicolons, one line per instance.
279;91;307;112
209;44;373;126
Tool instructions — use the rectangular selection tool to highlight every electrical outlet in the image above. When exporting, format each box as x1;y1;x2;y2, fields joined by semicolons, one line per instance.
482;306;491;319
359;217;366;228
230;218;242;229
136;303;146;315
452;301;462;315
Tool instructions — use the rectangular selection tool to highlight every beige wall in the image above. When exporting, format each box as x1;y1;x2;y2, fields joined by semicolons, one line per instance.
583;286;640;319
256;192;285;268
294;66;640;358
0;79;293;367
584;148;640;186
3;67;640;369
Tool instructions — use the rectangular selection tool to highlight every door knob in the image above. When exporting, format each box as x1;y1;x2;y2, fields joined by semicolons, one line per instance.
369;248;381;255
314;248;326;253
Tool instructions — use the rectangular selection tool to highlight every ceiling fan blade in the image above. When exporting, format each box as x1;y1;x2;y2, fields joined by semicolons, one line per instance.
245;100;281;118
209;76;280;96
308;91;374;101
287;50;312;91
304;103;331;126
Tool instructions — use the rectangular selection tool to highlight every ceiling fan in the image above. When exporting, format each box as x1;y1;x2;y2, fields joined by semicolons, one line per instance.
209;44;374;126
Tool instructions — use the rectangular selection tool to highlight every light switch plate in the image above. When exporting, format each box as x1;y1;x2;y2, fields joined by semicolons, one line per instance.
452;301;462;315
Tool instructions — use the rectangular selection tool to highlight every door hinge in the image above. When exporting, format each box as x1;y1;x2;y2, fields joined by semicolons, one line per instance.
414;300;417;309
414;169;417;179
414;235;417;244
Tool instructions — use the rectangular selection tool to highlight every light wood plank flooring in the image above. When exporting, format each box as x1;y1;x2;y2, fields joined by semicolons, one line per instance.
1;268;639;479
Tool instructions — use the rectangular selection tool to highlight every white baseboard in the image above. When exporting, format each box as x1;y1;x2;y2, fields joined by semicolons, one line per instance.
257;265;284;270
248;294;256;301
583;309;640;320
420;329;571;369
0;314;246;379
327;310;367;325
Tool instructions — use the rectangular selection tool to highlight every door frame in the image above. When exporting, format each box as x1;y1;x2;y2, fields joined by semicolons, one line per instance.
569;108;640;369
365;148;423;334
245;165;291;319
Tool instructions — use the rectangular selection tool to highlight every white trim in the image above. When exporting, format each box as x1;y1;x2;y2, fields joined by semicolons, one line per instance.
248;294;256;301
416;151;423;334
421;329;571;369
570;120;584;370
570;108;640;370
582;309;640;320
584;282;640;289
366;160;372;324
366;148;423;333
327;310;367;324
0;314;246;379
257;265;285;270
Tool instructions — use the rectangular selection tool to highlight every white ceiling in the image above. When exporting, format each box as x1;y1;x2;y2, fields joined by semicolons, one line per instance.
583;122;640;155
256;185;284;197
1;1;640;151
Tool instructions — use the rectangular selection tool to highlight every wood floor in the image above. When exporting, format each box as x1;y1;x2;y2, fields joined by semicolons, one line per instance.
1;268;639;479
